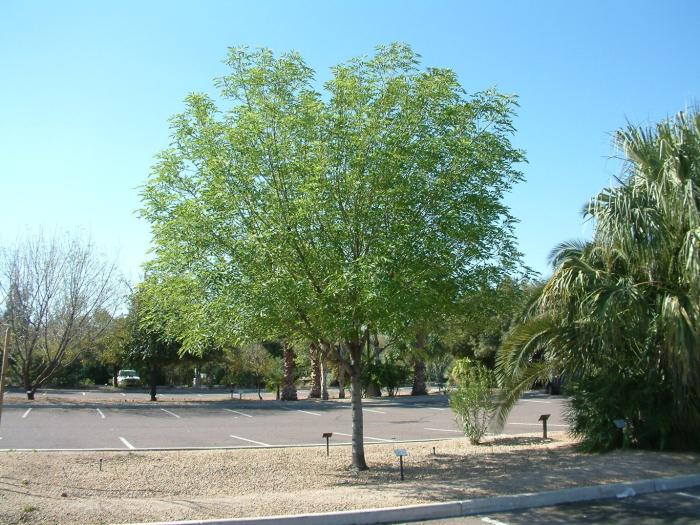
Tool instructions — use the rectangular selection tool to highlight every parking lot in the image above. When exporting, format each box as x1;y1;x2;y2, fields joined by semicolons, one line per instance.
0;392;566;450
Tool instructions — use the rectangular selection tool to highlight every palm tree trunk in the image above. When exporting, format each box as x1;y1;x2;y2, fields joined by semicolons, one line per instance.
411;359;427;396
281;342;297;401
308;344;321;398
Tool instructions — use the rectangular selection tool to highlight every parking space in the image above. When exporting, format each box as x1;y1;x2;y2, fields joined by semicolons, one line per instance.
0;393;567;450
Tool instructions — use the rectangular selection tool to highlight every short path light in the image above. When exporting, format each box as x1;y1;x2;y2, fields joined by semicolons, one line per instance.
394;448;409;480
322;432;333;456
539;414;550;439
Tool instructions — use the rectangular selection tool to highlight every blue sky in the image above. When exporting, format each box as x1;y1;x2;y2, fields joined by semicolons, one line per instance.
1;0;698;282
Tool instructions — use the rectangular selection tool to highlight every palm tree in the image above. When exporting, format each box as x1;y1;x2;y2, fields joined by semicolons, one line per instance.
496;110;700;451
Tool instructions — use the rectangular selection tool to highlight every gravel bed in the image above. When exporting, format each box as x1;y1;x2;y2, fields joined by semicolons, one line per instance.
1;433;699;525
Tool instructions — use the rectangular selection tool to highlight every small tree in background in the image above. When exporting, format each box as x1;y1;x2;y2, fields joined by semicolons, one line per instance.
449;358;495;444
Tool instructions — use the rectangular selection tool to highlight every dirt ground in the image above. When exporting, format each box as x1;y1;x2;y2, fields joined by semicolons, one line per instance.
1;433;699;525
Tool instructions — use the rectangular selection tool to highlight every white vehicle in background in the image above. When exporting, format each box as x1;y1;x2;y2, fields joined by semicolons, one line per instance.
117;369;141;387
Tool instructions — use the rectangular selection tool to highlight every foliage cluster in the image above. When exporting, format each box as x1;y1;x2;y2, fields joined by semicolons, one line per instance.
497;110;700;452
449;358;495;444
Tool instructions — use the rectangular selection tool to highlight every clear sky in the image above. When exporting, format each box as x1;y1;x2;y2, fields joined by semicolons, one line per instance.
1;0;698;282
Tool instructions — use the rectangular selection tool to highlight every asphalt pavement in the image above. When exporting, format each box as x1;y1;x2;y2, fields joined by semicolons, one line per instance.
0;390;566;450
405;486;700;525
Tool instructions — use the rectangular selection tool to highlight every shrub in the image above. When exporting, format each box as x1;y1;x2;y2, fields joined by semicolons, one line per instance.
449;358;495;444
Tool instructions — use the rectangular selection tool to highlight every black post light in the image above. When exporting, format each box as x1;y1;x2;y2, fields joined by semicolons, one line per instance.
322;432;333;456
539;414;550;439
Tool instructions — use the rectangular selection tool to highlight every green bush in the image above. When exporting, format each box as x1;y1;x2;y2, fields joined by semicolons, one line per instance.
449;358;495;444
567;368;698;452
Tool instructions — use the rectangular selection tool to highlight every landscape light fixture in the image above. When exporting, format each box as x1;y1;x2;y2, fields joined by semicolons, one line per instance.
394;448;409;480
538;414;551;439
322;432;333;456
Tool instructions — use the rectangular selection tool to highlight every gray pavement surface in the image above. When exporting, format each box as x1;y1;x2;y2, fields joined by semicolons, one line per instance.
405;486;700;525
0;391;566;450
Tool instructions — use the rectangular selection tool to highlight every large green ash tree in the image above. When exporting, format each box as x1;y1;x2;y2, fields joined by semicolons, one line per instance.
140;43;525;470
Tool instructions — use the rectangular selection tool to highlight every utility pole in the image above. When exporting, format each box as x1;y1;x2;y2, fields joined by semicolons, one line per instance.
0;327;10;427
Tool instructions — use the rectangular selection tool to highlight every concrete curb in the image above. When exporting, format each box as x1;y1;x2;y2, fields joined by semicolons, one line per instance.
127;473;700;525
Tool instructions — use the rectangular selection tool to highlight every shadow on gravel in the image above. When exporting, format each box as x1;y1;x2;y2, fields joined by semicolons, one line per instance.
325;443;700;503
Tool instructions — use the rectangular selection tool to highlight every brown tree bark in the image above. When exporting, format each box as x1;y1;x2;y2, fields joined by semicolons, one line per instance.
308;344;322;399
411;359;428;396
348;340;368;470
281;342;297;401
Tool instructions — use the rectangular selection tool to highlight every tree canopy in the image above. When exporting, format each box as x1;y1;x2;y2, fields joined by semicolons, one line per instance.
141;43;526;468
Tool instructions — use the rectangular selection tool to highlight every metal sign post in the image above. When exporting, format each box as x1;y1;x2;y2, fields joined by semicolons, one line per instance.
539;414;550;439
0;328;10;428
322;432;333;456
394;448;409;480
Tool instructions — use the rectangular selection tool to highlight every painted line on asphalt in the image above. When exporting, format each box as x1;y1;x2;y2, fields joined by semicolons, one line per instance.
22;408;32;419
121;393;126;397
229;434;270;447
508;422;568;428
677;492;700;501
119;436;135;450
279;407;322;417
81;392;86;396
427;407;446;411
160;408;181;419
96;408;105;419
482;517;510;525
363;408;386;414
297;410;322;416
224;409;252;418
335;431;394;443
424;427;462;433
519;399;552;404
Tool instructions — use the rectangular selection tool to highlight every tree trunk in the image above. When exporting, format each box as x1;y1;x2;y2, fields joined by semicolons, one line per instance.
320;355;329;400
23;373;34;400
337;367;345;399
308;344;321;399
112;365;119;388
349;341;368;470
149;367;158;401
256;378;262;400
281;342;297;401
411;359;428;396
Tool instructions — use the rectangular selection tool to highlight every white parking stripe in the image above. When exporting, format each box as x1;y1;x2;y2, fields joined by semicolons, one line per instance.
335;432;394;442
22;408;32;419
519;399;551;404
424;427;462;433
119;437;135;450
160;408;181;418
279;407;322;417
363;408;386;414
224;409;252;418
229;434;270;447
508;422;567;427
96;409;105;419
297;410;322;416
82;392;86;396
121;393;126;397
482;517;510;525
427;407;446;411
676;492;700;501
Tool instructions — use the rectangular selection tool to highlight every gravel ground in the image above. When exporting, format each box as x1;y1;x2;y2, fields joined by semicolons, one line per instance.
1;433;699;525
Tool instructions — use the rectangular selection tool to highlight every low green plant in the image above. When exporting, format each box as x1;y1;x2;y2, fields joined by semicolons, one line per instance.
449;358;495;445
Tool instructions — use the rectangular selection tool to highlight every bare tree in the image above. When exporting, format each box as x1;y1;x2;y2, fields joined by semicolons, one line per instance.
0;233;122;399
